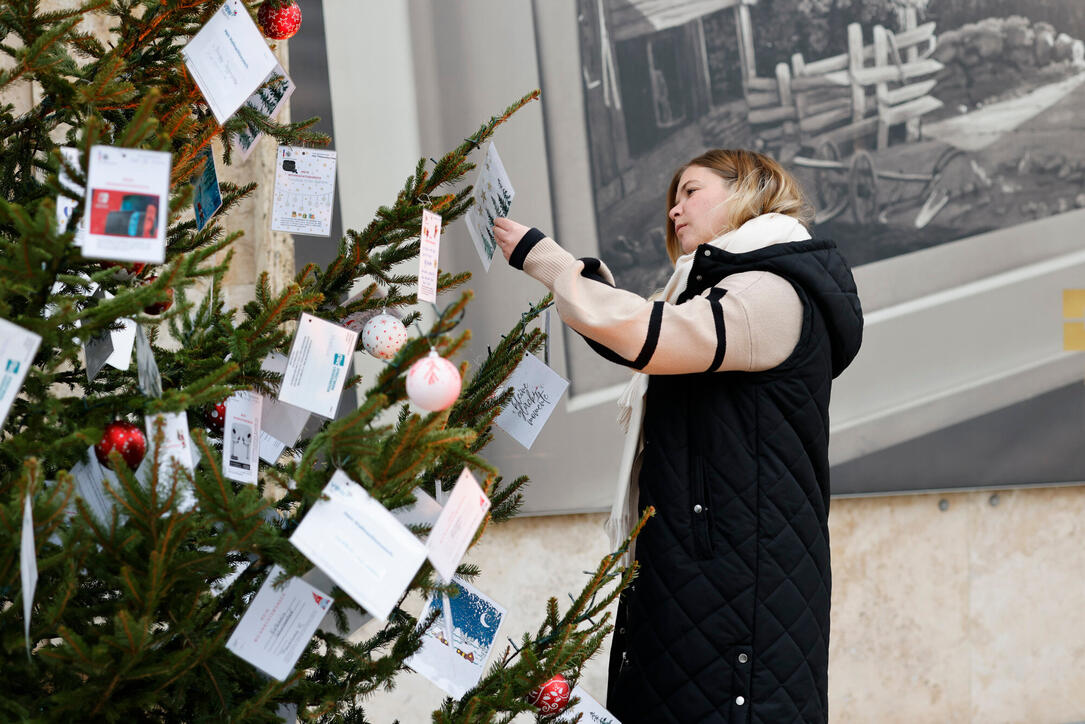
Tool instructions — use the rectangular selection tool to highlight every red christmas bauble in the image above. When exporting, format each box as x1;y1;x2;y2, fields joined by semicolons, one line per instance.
208;401;227;435
142;275;173;315
258;1;302;40
527;674;571;715
95;420;147;469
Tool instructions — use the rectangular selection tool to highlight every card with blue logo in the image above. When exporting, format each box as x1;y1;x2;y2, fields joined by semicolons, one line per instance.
181;0;277;125
277;313;358;419
0;319;41;430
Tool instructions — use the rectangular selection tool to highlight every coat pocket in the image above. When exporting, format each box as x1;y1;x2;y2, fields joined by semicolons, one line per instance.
691;456;714;559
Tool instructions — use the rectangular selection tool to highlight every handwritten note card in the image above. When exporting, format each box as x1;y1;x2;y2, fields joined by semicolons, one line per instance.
493;354;569;449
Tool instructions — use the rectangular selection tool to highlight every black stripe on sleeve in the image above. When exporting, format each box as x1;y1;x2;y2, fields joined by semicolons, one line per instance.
705;288;728;372
508;227;547;270
577;301;665;370
631;301;665;370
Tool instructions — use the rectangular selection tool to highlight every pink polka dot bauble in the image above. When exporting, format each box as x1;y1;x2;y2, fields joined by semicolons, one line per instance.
406;350;462;412
361;313;408;360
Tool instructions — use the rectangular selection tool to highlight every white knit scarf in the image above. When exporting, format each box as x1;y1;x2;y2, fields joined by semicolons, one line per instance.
604;214;811;564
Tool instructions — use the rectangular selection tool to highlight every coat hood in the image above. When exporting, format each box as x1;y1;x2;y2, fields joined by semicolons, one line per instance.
679;238;864;378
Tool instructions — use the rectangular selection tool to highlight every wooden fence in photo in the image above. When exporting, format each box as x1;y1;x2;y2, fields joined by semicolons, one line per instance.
745;10;943;155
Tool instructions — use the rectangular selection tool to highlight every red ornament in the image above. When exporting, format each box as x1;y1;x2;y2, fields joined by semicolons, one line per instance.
258;1;302;40
208;401;227;435
95;420;147;469
528;674;571;715
142;276;173;315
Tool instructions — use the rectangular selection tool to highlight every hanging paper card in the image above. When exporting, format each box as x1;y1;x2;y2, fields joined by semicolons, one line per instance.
464;143;514;272
406;578;506;700
145;412;197;512
70;446;128;526
0;319;41;429
493;354;569;449
259;430;287;464
134;325;162;398
81;146;171;264
234;64;295;161
21;493;37;658
277;313;358;419
181;0;278;125
567;686;621;723
57;147;87;246
222;391;262;484
426;467;490;583
191;146;223;230
271;146;337;236
392;486;443;530
225;565;333;681
290;470;426;621
418;209;442;303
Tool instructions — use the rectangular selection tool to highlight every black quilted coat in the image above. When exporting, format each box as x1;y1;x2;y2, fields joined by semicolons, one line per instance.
606;239;863;723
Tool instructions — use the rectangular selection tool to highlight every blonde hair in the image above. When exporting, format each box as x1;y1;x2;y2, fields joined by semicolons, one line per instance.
664;149;812;264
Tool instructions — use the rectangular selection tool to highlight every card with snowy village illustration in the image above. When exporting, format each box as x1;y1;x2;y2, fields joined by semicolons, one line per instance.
407;577;506;700
464;142;514;272
233;64;295;162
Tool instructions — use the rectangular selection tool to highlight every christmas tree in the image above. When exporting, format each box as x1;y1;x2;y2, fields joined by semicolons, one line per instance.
0;2;647;721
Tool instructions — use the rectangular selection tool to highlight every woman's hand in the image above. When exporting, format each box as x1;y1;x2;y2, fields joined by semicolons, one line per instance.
493;217;531;262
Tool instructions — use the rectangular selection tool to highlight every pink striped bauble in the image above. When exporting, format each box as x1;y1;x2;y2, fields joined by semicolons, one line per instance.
406;350;461;412
361;313;407;360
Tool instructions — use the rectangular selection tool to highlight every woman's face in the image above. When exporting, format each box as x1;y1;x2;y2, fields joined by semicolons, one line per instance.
669;165;734;255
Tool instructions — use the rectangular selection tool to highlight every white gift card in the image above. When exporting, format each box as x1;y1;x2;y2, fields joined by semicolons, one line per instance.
392;486;443;530
406;578;506;700
225;565;333;681
104;317;137;372
21;493;37;656
0;319;41;429
418;209;442;303
271;146;337;236
223;391;262;484
134;325;162;398
290;470;427;621
568;686;621;723
234;64;295;161
181;0;278;125
81;146;170;264
493;354;569;450
258;430;287;464
465;143;514;272
427;468;490;583
278;313;358;419
191;146;223;231
145;412;197;512
57;147;87;246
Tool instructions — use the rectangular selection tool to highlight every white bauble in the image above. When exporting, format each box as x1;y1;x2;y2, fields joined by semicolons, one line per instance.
406;350;462;411
361;313;408;359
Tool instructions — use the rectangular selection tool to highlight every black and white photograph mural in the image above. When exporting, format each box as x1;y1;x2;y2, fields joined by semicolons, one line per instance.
556;0;1085;493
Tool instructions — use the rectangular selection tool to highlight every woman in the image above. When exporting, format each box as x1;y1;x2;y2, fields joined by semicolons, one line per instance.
494;149;863;723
